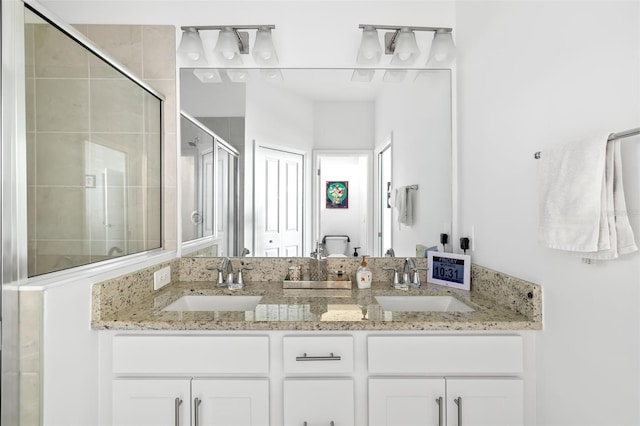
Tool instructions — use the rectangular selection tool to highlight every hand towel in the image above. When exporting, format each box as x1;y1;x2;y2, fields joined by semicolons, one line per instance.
579;140;638;259
538;133;638;258
395;186;413;226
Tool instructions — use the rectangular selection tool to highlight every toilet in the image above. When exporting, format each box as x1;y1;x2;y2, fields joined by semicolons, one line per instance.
322;235;350;257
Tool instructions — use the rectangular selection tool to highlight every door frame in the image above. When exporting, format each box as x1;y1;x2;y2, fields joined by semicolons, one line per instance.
374;134;393;257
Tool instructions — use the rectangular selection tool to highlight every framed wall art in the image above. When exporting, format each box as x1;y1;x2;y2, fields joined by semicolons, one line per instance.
326;181;348;208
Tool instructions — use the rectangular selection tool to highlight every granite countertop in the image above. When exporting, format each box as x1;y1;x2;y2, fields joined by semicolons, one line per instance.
92;279;542;331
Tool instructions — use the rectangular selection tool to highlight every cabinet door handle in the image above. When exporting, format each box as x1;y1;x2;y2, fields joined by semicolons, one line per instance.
435;396;444;426
194;397;202;426
295;352;341;361
174;398;182;426
454;397;462;426
303;422;334;425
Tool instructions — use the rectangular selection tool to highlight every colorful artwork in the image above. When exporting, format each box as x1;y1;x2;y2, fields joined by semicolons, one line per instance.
326;181;348;208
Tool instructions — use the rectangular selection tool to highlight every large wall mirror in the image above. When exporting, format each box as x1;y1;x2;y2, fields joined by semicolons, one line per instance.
25;5;163;276
180;68;452;258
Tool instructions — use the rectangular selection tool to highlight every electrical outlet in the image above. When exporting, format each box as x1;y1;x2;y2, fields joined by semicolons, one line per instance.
154;266;171;290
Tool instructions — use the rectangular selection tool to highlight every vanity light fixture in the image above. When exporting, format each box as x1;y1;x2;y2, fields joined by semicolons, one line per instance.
356;24;455;67
178;25;278;67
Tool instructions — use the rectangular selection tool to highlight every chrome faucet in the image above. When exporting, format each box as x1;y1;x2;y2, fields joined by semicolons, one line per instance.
221;257;234;284
403;257;422;288
385;248;395;257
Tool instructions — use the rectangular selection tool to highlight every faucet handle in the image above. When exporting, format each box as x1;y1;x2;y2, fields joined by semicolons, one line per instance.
382;267;399;285
237;265;253;285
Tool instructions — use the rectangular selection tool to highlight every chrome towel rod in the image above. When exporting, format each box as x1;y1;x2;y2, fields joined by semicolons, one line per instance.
534;127;640;159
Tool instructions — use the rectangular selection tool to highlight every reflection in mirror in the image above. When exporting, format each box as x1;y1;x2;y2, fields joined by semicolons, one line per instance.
25;5;163;276
180;68;451;258
180;112;240;257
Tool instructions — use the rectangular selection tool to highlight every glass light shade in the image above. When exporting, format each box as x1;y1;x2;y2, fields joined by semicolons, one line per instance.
252;27;279;66
178;29;206;63
383;70;407;83
226;69;249;82
193;69;222;83
426;31;456;67
214;27;242;63
351;69;375;82
260;69;283;80
356;27;382;65
391;28;419;65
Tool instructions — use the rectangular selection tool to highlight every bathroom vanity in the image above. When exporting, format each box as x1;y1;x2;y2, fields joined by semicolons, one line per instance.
93;257;541;425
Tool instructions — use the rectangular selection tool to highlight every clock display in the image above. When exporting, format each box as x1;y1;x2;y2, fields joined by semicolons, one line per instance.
427;251;471;291
432;256;465;284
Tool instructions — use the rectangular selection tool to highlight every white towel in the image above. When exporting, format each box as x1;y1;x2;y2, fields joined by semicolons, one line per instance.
538;134;638;259
395;186;413;226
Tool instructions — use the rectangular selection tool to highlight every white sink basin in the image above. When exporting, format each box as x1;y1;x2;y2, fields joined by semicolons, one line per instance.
375;296;474;313
162;295;262;312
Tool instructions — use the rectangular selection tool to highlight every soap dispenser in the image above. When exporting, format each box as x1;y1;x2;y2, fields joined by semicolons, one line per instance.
356;256;372;289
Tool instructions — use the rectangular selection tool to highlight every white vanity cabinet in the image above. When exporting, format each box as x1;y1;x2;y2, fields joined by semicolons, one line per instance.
367;335;524;426
369;377;523;426
112;378;269;426
110;335;270;426
112;378;191;426
105;332;529;425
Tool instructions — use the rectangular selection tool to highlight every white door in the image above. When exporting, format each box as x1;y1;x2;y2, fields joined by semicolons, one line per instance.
446;378;524;426
112;378;190;426
369;378;445;426
283;379;354;426
254;146;303;257
192;378;269;426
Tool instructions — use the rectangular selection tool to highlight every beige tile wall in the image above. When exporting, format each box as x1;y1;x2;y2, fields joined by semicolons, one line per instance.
25;21;176;276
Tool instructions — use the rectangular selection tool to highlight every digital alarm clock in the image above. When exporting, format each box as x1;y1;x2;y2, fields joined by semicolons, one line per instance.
427;251;471;291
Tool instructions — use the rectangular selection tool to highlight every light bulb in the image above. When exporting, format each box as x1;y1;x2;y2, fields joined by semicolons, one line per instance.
426;30;456;67
177;29;206;64
356;26;382;65
214;27;242;65
253;27;279;66
391;28;419;65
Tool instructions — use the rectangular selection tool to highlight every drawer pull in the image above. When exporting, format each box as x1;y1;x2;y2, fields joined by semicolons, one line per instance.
303;422;335;425
455;396;462;426
174;398;182;426
194;397;202;426
435;396;443;426
296;352;341;362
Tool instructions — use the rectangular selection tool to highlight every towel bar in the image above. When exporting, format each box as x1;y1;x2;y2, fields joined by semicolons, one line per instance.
534;126;640;159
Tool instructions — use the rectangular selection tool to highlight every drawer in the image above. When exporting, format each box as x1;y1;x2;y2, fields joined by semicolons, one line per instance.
368;335;523;375
283;335;354;374
283;379;354;425
113;334;269;375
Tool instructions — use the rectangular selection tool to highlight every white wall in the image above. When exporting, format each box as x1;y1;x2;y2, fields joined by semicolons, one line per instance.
314;102;374;150
375;71;452;257
456;1;640;425
244;79;315;251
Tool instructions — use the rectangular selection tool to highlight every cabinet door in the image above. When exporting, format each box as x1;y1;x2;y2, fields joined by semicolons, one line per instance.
192;379;269;426
283;379;354;426
369;378;445;426
446;378;523;426
112;378;190;426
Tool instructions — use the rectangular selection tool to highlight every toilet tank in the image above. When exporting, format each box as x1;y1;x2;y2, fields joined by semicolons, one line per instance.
322;235;350;256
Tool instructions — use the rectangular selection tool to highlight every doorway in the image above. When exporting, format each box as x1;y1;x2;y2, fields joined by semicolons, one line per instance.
314;151;372;257
375;136;393;257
